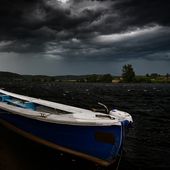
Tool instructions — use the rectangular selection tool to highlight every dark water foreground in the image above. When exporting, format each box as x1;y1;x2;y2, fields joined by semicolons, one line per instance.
0;83;170;170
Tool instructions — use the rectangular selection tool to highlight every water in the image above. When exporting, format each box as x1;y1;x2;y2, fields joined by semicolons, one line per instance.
0;83;170;170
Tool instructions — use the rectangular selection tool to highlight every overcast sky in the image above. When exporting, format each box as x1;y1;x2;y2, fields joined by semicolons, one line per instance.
0;0;170;75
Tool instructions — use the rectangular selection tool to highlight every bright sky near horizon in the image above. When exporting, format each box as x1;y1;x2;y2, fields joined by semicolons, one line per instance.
0;0;170;75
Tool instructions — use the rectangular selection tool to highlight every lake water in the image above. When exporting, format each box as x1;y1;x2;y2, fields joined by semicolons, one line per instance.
0;83;170;170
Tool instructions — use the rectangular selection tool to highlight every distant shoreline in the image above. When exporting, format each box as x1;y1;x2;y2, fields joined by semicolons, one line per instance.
0;71;170;84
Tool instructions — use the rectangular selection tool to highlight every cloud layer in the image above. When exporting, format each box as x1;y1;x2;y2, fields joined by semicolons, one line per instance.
0;0;170;67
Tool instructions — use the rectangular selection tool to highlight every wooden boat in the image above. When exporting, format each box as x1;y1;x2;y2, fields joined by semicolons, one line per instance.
0;89;133;167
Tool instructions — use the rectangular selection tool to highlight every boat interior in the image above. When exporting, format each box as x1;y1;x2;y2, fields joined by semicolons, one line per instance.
0;93;72;115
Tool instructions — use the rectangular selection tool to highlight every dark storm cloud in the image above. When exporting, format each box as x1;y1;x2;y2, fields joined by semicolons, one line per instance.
1;0;170;38
0;0;170;62
114;0;170;27
0;0;41;40
0;0;108;41
0;0;113;53
53;26;170;62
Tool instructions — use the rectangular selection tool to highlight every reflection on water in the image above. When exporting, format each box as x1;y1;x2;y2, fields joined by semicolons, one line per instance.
0;83;170;170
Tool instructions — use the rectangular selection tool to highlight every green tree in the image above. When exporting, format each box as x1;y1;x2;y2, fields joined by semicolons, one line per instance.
86;74;98;82
146;73;150;77
100;74;113;83
166;73;169;82
122;64;136;82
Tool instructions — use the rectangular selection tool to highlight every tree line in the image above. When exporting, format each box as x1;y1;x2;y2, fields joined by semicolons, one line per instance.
0;65;169;83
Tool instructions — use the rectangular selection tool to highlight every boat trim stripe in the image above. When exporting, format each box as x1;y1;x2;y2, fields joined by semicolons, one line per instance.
0;119;116;167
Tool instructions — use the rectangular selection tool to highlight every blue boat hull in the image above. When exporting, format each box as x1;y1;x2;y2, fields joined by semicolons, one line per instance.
0;109;123;166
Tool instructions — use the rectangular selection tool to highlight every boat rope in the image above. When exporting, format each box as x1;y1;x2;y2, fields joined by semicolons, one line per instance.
115;151;123;170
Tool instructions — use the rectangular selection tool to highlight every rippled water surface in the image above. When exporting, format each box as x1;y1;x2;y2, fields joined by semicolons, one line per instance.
0;83;170;170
